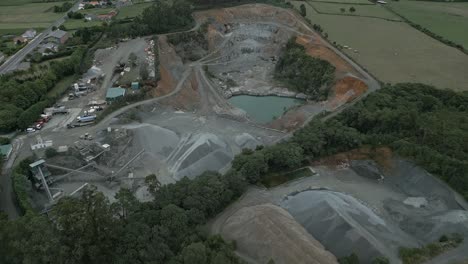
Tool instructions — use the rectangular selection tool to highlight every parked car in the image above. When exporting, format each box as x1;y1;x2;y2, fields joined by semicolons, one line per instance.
26;128;36;133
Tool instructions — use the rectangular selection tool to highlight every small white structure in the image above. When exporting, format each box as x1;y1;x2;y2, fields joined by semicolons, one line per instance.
377;0;387;4
57;146;69;153
31;140;53;150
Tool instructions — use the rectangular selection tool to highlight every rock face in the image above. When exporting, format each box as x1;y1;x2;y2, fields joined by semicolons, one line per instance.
282;190;419;263
222;203;338;264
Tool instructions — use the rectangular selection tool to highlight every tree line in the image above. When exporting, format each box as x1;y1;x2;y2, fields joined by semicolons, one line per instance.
0;171;246;264
108;0;193;39
275;38;336;100
230;83;468;200
0;48;86;132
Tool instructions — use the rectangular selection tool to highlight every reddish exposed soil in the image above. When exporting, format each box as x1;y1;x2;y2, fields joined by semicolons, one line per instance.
296;36;360;77
269;110;307;132
311;147;394;170
327;76;368;109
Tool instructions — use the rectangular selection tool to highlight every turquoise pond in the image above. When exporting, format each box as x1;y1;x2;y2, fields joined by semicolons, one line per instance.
228;95;304;123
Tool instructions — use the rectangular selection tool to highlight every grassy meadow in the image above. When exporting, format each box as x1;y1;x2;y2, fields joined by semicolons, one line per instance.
388;1;468;48
0;1;70;35
291;0;468;91
116;3;154;19
309;1;402;20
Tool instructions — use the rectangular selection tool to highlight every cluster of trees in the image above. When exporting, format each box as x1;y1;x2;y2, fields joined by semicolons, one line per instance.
53;1;73;13
229;83;468;201
300;3;307;16
108;0;193;39
67;11;85;19
0;170;246;264
275;38;335;100
231;119;362;184
0;48;86;131
336;83;468;199
0;38;25;56
340;7;356;13
338;253;389;264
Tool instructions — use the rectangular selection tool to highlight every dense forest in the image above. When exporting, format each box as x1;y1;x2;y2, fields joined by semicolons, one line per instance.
275;38;336;100
0;171;246;264
108;0;193;39
231;83;468;199
0;48;86;132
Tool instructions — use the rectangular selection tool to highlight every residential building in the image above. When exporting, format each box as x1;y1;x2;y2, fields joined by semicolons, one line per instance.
45;30;69;44
97;10;118;21
21;29;37;40
13;36;27;45
38;42;58;55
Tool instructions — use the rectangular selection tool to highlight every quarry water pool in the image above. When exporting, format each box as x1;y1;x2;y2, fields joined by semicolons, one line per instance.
228;95;304;123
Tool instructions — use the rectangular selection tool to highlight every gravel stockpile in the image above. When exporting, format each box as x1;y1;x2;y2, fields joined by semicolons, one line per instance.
222;203;338;264
282;190;418;263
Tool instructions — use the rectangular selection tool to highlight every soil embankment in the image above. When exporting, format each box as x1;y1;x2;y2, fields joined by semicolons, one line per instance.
222;203;338;264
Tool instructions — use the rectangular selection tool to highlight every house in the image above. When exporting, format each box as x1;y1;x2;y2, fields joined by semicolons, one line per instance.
97;10;118;21
106;87;126;102
377;0;387;4
13;36;27;45
45;30;69;44
0;144;12;160
38;42;58;55
88;1;100;6
21;29;37;40
131;82;140;90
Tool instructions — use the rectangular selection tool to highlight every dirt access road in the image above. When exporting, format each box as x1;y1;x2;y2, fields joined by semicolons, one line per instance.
98;4;381;130
0;4;380;219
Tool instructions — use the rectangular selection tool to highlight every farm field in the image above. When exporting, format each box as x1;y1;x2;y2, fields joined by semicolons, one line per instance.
0;2;69;35
308;1;402;20
291;1;468;91
116;3;154;19
63;19;102;30
309;0;372;4
78;7;114;16
388;1;468;48
0;0;40;6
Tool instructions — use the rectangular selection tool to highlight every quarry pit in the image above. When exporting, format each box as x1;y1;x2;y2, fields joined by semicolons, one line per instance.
15;4;467;264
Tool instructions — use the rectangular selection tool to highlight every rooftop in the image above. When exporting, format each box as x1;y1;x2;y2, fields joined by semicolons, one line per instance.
0;144;12;157
29;159;45;168
48;30;68;39
106;87;126;99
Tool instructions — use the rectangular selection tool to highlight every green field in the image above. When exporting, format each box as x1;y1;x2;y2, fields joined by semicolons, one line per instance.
116;3;154;19
78;7;115;16
63;19;103;30
309;0;373;4
388;1;468;48
291;1;468;91
0;2;70;35
309;1;402;20
0;0;42;6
